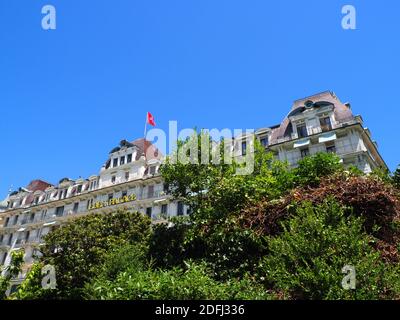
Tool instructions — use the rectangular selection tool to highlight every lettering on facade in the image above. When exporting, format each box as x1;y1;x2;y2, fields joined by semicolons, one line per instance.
88;194;136;210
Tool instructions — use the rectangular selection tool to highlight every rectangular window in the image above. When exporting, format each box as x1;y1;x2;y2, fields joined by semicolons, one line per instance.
149;166;156;175
40;210;47;221
161;204;168;215
125;172;130;181
147;185;154;198
297;124;308;138
260;137;268;147
73;202;79;214
55;206;64;217
326;143;336;154
113;158;118;167
0;234;3;244
4;217;9;227
8;234;13;246
1;252;6;265
25;231;30;241
177;201;184;216
29;213;35;223
320;117;332;132
120;156;125;165
122;191;127;198
127;154;132;163
146;207;152;218
241;141;247;156
108;194;113;201
13;215;19;225
300;148;310;158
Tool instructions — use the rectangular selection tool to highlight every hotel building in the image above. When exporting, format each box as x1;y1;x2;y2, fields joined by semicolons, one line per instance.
0;91;387;289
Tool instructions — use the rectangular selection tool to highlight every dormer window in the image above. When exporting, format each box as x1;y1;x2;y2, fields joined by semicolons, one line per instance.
120;156;125;165
127;154;132;163
320;116;332;132
260;136;268;147
113;158;118;168
297;123;308;138
105;159;111;170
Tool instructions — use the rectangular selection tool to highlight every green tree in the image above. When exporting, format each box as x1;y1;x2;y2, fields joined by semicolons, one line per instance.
160;133;293;277
261;199;400;299
294;152;343;187
0;250;24;299
392;165;400;189
9;263;55;300
39;208;151;299
161;132;294;221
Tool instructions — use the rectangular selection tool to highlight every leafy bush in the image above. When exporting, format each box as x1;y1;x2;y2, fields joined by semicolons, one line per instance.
149;217;190;269
0;250;24;300
85;261;273;300
260;199;400;299
97;244;148;280
392;165;400;189
9;263;55;300
39;208;151;299
294;152;343;187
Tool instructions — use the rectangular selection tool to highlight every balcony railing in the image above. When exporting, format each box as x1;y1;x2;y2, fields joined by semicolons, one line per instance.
273;116;362;146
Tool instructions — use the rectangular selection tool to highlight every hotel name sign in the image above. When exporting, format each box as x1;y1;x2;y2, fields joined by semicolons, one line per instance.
89;194;137;210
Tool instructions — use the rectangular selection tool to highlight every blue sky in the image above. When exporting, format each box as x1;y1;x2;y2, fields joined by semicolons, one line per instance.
0;0;399;196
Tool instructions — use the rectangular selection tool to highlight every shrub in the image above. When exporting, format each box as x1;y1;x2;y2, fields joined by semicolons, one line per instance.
148;217;190;269
294;152;343;187
39;208;151;299
85;261;273;300
260;199;400;299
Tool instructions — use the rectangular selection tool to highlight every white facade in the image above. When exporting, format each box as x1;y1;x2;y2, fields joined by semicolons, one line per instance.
0;138;187;282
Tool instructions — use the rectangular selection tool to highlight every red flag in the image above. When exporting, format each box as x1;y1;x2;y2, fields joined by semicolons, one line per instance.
147;112;156;126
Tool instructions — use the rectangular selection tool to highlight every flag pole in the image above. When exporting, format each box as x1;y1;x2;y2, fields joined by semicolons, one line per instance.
144;113;148;141
144;113;148;162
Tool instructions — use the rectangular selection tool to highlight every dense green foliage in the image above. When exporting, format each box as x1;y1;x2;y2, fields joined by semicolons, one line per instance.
293;152;343;187
85;260;272;300
393;166;400;189
3;134;400;300
39;208;151;298
261;199;400;299
0;250;24;299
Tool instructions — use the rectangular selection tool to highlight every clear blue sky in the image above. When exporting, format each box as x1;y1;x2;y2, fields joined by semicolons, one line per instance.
1;0;399;196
